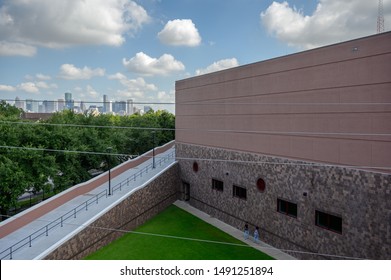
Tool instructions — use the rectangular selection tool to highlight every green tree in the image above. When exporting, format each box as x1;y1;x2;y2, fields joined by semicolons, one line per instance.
0;108;175;216
0;101;22;119
0;155;27;220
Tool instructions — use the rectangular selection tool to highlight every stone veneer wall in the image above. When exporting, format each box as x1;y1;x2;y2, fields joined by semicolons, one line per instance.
176;142;391;260
44;163;180;260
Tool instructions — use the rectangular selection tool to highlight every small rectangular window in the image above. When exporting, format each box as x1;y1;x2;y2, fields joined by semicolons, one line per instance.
212;179;224;192
315;210;342;234
277;198;297;218
233;185;247;200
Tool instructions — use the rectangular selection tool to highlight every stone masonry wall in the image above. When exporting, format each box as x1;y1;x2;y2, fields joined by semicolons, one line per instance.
176;143;391;260
44;163;180;260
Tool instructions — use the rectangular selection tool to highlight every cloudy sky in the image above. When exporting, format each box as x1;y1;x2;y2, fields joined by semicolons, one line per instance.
0;0;390;112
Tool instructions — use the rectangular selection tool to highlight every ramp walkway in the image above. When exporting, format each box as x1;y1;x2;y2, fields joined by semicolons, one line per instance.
0;142;175;260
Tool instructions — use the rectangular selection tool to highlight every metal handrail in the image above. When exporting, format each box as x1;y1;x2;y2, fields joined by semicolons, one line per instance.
0;149;175;260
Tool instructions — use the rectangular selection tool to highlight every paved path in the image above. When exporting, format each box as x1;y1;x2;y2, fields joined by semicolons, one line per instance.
174;200;296;260
0;147;176;260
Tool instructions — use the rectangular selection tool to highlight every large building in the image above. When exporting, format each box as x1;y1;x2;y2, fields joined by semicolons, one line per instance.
64;92;74;110
175;32;391;259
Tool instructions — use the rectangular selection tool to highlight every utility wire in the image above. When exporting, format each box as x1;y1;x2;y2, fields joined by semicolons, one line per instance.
0;145;390;170
0;214;364;260
0;145;133;157
1;120;390;137
0;120;174;131
3;98;391;106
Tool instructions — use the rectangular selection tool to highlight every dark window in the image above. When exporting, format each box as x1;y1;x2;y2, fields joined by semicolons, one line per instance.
315;210;342;234
233;185;247;200
212;179;224;192
182;181;190;201
277;198;297;218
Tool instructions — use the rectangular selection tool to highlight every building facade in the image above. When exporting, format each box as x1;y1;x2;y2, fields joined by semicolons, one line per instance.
175;32;391;259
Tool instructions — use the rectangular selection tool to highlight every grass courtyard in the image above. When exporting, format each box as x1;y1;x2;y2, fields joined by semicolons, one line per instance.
85;205;274;260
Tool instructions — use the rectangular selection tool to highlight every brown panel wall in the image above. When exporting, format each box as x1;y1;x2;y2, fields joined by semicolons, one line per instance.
175;32;391;173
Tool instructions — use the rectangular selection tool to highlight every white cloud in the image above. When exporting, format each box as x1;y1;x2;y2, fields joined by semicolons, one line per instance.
0;41;36;56
17;82;40;93
123;52;185;76
0;0;150;55
85;85;99;99
36;73;51;80
0;84;16;91
36;81;57;89
196;58;239;76
109;72;158;93
157;90;174;102
0;81;57;93
58;64;105;80
260;0;391;50
109;72;158;99
158;19;202;47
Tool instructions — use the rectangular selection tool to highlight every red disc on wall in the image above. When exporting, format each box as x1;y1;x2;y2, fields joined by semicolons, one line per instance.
257;178;266;192
193;162;199;172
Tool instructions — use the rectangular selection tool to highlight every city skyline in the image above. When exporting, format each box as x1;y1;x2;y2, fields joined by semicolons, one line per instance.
1;1;390;113
9;92;147;115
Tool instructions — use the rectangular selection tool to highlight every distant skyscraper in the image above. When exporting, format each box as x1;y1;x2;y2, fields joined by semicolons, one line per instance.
15;97;24;110
144;106;152;113
58;99;65;111
127;99;134;115
65;92;73;110
80;101;86;112
26;99;36;112
113;101;126;113
103;94;111;113
43;100;57;113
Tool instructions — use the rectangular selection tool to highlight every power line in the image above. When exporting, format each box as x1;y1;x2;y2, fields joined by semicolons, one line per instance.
0;214;364;260
0;120;174;131
0;145;134;157
2;98;174;105
0;145;390;170
1;120;390;137
3;98;391;106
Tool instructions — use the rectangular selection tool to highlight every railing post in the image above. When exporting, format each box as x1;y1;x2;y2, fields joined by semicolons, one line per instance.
96;195;99;204
74;208;76;218
127;178;129;186
29;236;32;247
10;247;12;260
85;201;88;211
61;216;63;227
46;225;48;236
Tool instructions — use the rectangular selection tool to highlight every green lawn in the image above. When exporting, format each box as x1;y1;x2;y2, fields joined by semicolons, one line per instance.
85;205;274;260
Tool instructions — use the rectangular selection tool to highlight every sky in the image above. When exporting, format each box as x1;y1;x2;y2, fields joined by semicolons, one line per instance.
0;0;390;113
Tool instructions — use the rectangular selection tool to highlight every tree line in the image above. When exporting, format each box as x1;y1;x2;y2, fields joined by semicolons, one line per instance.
0;101;175;220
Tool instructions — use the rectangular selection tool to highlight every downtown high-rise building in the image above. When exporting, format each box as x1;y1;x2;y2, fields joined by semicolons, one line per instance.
103;94;111;113
57;99;65;111
127;99;134;115
26;99;39;112
65;92;74;110
15;97;25;110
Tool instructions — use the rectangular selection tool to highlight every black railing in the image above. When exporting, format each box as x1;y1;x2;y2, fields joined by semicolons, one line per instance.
0;150;175;260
